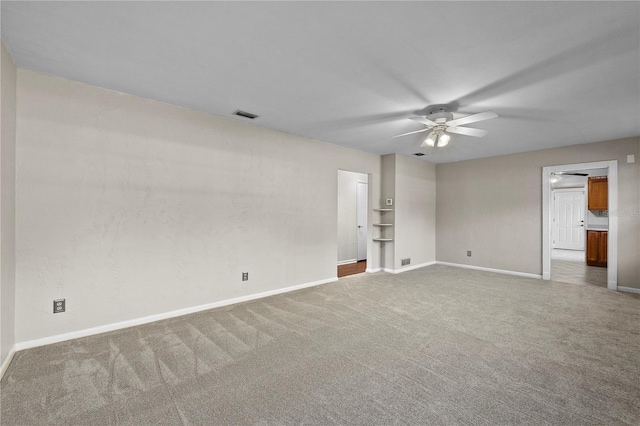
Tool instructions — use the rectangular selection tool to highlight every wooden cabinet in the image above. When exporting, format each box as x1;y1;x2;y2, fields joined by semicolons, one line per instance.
588;177;608;210
599;231;608;265
586;230;607;267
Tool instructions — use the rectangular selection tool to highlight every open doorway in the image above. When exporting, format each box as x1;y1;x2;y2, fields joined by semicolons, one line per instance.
542;161;618;290
550;168;608;287
337;170;368;277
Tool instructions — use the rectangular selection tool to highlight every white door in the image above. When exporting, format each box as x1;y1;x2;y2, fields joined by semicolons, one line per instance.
553;190;585;250
356;181;368;261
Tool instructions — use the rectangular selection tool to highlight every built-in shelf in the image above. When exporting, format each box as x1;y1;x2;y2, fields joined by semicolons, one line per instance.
373;207;393;243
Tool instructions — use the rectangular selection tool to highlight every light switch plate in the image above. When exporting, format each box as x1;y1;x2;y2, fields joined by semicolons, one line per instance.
627;154;635;164
386;198;393;206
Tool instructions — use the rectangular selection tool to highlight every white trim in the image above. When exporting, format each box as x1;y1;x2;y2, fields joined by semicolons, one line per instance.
617;286;640;295
384;261;436;274
366;268;382;273
337;259;357;266
542;160;618;290
14;277;338;352
1;345;16;379
436;261;542;279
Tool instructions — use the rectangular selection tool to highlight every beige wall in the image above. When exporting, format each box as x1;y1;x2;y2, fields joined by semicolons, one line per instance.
15;70;382;343
378;154;436;271
395;154;436;269
436;137;640;287
1;42;17;365
379;154;396;269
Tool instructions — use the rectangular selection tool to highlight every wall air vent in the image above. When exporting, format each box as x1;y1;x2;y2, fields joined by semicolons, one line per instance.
413;153;425;156
233;110;259;120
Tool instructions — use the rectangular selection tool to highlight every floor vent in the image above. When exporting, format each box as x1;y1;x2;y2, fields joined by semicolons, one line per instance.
233;110;259;119
401;258;411;266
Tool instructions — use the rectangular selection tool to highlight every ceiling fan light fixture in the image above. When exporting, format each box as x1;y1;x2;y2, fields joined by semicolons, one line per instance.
437;133;450;147
422;131;437;147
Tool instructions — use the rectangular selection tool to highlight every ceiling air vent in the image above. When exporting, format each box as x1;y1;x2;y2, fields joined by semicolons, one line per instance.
233;110;259;120
413;152;425;156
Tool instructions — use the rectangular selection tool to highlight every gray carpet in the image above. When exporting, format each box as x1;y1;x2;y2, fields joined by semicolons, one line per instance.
2;265;640;425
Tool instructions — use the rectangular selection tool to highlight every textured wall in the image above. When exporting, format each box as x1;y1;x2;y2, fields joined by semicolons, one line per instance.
395;154;436;269
337;170;368;263
379;155;396;270
436;137;640;287
1;42;17;365
15;70;382;343
377;154;437;271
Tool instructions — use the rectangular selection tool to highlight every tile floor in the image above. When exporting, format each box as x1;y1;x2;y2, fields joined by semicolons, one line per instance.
551;249;607;287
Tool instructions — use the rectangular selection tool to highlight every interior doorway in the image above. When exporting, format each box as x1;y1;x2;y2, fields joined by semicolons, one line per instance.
542;161;618;290
337;170;368;277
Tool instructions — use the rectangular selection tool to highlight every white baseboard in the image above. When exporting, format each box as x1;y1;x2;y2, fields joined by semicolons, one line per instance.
1;345;16;380
337;259;357;266
366;268;382;273
384;261;436;274
14;277;338;352
618;286;640;294
436;261;542;279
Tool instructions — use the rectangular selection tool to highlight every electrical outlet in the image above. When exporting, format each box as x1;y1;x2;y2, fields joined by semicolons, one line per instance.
53;299;65;313
401;258;411;266
467;251;472;257
242;272;248;281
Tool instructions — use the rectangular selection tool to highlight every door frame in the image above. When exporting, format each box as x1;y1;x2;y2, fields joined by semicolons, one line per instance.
356;180;368;261
336;169;373;271
542;160;618;290
552;188;586;251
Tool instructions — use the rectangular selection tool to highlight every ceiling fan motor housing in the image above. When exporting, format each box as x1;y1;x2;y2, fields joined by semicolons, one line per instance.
427;110;454;124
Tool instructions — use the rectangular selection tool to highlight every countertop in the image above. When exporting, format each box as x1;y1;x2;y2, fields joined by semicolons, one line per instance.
586;225;608;231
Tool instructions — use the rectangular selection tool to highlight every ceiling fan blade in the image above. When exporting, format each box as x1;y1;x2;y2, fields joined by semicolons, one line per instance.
556;172;589;176
446;111;498;127
393;128;429;138
409;116;438;127
446;126;488;137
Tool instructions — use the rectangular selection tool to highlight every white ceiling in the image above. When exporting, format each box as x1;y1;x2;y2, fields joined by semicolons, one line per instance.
2;1;639;163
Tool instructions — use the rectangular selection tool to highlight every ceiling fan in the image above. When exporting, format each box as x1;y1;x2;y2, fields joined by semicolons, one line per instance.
394;107;498;148
552;172;589;176
549;171;589;184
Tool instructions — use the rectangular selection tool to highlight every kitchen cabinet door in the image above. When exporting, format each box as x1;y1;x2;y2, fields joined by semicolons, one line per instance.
586;231;599;266
588;177;608;210
586;230;607;267
599;231;608;266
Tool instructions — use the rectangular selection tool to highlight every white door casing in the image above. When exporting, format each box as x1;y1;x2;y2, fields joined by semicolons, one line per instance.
553;190;585;250
356;181;368;261
542;160;618;290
